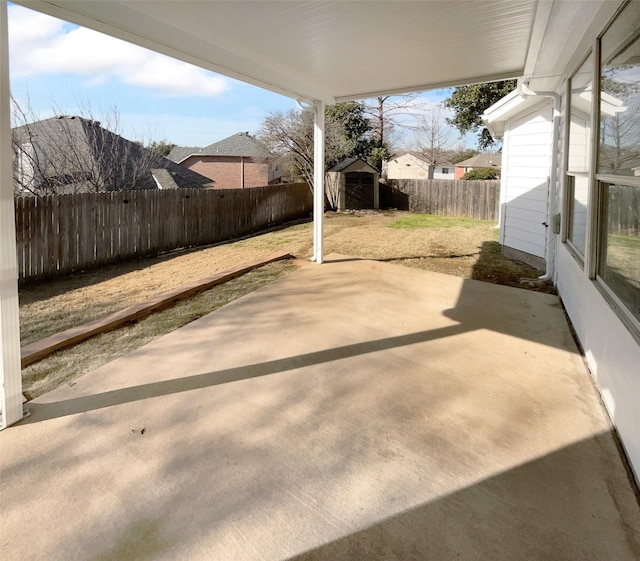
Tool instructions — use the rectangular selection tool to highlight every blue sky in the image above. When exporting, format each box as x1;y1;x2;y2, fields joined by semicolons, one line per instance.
7;3;469;149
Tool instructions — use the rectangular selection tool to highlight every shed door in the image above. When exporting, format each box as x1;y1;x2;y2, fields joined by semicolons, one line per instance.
345;172;374;209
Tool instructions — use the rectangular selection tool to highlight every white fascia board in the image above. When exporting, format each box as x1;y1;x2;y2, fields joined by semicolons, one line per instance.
482;90;550;139
177;153;206;164
526;1;620;93
482;89;522;120
17;1;335;105
482;90;525;139
522;0;554;82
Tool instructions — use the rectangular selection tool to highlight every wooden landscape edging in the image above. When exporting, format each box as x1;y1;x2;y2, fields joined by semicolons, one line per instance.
21;251;294;368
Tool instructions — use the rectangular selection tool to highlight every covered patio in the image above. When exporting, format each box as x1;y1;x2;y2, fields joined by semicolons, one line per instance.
1;2;639;558
2;257;639;559
0;0;627;428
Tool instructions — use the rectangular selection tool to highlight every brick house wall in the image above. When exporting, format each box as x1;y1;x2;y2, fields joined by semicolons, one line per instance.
454;166;467;179
182;155;271;189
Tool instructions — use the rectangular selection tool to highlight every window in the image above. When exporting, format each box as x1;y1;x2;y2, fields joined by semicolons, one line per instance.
597;182;640;323
598;3;640;176
595;2;640;328
565;53;593;260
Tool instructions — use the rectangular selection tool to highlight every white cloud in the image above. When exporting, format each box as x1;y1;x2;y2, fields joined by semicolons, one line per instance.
8;5;229;97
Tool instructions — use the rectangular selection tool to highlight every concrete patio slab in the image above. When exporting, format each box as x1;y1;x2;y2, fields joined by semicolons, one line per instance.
1;256;639;560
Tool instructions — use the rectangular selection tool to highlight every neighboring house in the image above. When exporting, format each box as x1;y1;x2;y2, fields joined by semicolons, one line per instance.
326;157;379;210
432;162;456;180
12;116;214;194
168;132;281;189
386;152;455;180
454;154;502;179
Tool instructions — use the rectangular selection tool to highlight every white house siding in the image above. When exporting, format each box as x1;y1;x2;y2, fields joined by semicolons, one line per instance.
500;103;553;262
556;242;640;482
432;167;455;180
497;88;640;482
551;76;640;482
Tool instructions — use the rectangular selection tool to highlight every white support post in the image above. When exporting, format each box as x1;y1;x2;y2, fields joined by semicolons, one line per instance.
0;1;24;428
313;100;325;264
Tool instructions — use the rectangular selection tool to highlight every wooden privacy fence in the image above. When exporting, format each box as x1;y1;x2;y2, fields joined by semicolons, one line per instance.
15;183;311;282
380;179;500;221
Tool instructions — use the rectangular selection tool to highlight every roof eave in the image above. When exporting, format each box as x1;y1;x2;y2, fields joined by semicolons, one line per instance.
14;0;336;105
335;70;522;103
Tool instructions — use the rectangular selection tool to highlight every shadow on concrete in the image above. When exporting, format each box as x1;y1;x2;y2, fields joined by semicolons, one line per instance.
22;324;469;423
21;262;572;424
285;431;640;561
5;257;639;561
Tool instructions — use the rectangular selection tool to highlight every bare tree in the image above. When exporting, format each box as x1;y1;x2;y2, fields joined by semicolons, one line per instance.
411;105;453;166
599;72;640;174
364;94;423;150
259;102;376;209
11;98;166;195
600;107;640;173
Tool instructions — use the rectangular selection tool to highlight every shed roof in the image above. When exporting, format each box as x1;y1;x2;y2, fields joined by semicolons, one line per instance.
328;157;378;174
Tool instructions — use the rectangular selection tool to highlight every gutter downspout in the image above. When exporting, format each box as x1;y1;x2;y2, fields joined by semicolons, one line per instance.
519;82;561;282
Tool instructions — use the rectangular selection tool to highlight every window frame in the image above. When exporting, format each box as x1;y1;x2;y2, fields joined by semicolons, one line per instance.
563;50;595;267
593;179;640;338
590;0;640;340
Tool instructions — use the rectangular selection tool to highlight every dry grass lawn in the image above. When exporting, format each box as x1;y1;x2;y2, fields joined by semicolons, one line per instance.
20;210;552;398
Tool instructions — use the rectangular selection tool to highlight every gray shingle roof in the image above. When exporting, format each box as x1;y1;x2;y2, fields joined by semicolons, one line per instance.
328;157;378;173
167;146;202;163
204;132;269;159
168;132;270;163
162;160;216;189
329;157;360;172
13;116;214;191
151;168;179;189
455;154;502;168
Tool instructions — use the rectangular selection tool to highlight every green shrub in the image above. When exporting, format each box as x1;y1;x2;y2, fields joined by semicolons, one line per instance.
462;167;500;180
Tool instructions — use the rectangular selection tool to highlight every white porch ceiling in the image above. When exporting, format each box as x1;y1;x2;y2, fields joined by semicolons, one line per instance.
15;1;620;102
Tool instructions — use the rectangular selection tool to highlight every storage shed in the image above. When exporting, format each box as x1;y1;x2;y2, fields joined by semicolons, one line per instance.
327;157;379;211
